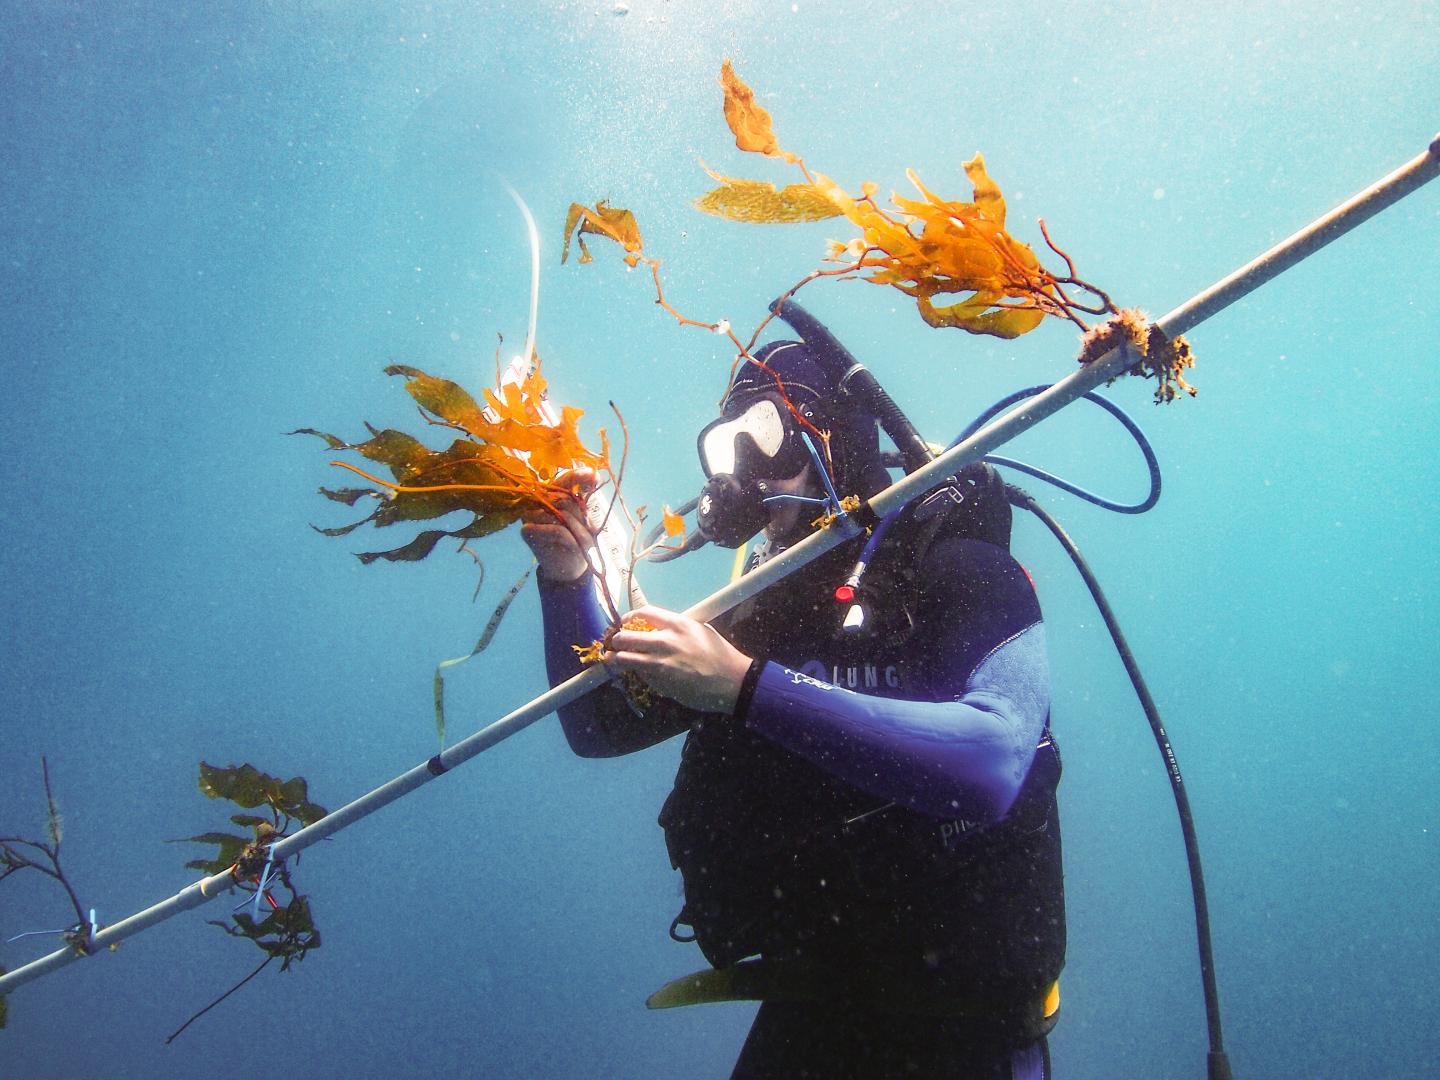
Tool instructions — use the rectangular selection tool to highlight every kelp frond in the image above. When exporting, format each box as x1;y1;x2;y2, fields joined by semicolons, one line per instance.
296;357;613;565
571;57;1196;402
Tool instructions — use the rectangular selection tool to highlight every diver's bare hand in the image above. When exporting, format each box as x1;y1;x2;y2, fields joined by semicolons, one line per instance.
607;605;753;715
520;471;597;584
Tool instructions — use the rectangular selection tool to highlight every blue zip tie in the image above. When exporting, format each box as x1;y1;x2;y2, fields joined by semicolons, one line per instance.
250;850;276;921
253;850;276;919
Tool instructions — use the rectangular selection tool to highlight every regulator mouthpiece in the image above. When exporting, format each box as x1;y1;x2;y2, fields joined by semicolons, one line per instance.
696;474;771;548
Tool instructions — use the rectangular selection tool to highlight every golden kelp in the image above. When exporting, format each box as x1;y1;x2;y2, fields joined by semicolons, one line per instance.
296;360;610;565
696;59;1196;399
808;160;1054;339
299;353;631;750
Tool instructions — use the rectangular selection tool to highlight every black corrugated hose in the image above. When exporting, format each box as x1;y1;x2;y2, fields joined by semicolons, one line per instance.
1007;484;1232;1080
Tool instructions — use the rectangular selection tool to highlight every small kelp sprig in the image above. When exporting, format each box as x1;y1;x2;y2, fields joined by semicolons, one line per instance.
1077;308;1197;403
565;58;1197;405
572;612;658;710
166;763;328;1043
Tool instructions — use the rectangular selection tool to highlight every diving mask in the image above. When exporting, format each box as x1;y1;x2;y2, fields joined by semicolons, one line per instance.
697;396;809;483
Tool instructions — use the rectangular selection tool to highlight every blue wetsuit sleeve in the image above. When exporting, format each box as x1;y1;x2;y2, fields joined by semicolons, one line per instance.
539;576;694;757
739;539;1050;822
538;575;610;690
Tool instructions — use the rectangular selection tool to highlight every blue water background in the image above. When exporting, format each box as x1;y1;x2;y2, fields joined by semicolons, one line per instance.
2;3;1436;1076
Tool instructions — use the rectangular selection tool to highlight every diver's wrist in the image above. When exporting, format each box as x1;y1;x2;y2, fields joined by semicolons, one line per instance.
535;562;590;587
731;658;766;719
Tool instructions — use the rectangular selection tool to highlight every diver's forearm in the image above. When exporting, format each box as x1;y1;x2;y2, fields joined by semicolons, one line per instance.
740;623;1051;821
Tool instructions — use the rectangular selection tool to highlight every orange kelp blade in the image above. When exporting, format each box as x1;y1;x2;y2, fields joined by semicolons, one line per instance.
562;200;644;266
719;58;797;163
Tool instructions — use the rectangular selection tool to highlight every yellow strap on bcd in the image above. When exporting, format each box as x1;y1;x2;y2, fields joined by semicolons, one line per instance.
647;959;1060;1037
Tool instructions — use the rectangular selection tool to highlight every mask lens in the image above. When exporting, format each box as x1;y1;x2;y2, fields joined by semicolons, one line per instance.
699;398;788;477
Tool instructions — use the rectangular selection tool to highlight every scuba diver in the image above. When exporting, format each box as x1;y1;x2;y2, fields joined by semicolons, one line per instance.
523;335;1065;1079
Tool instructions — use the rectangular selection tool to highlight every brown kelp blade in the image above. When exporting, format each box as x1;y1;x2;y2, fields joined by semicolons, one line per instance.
198;762;328;827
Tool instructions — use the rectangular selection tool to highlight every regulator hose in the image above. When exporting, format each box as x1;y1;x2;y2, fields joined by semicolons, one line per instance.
771;296;935;475
957;385;1162;514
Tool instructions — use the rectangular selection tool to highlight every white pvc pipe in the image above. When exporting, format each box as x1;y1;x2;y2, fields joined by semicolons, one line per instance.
2;134;1435;1003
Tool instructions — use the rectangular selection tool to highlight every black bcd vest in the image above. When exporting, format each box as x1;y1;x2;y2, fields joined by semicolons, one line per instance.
659;466;1066;1017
